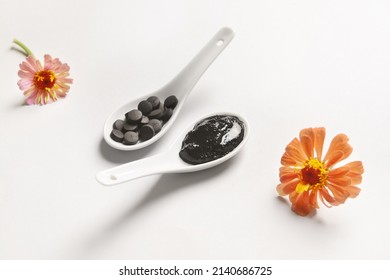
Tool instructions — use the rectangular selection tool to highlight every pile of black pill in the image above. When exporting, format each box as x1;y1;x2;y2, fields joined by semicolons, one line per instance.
110;95;178;145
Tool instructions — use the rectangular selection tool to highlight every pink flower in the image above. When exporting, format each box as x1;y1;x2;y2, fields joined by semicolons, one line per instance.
17;54;73;105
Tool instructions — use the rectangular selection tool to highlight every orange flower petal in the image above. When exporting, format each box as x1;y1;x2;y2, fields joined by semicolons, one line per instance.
325;150;344;168
277;180;299;196
290;191;314;216
329;180;361;199
326;184;350;204
313;127;326;160
344;185;361;198
344;161;364;185
349;175;362;185
327;176;352;187
319;188;337;207
328;166;350;177
345;161;364;177
309;188;319;209
279;166;298;183
281;153;298;166
324;134;353;167
299;128;314;159
344;161;364;174
282;138;307;166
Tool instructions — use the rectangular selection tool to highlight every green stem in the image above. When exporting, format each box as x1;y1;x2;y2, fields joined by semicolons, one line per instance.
13;38;34;57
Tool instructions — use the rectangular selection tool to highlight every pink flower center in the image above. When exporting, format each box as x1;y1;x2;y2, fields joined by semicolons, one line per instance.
34;70;56;90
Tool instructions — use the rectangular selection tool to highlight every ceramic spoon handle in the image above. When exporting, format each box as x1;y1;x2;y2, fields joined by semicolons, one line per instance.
165;27;235;95
96;153;176;186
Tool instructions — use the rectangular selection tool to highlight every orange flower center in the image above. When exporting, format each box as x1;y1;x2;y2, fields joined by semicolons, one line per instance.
296;158;329;193
33;70;56;91
301;166;321;185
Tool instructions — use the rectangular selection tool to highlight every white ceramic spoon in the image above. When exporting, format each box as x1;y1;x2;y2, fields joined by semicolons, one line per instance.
97;112;249;186
104;27;235;151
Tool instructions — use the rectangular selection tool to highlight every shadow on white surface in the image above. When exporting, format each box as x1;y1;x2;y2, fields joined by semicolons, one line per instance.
6;98;27;109
276;196;324;223
98;138;161;165
10;46;27;57
83;158;238;257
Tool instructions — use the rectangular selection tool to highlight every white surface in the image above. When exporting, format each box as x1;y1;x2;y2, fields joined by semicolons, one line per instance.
1;0;390;259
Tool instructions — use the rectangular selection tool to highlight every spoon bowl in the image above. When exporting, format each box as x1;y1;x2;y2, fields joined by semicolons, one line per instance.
97;112;249;186
104;27;235;151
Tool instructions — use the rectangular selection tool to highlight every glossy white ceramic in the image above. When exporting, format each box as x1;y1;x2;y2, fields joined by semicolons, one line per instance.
97;112;249;186
104;27;235;151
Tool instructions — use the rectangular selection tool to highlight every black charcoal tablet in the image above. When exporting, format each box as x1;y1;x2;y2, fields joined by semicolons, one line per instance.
125;109;143;124
123;122;138;132
148;119;162;133
140;115;149;125
164;95;178;109
110;93;179;146
146;96;160;109
113;119;124;131
149;108;163;119
138;100;153;115
110;129;124;143
161;108;173;122
139;124;155;141
123;131;139;145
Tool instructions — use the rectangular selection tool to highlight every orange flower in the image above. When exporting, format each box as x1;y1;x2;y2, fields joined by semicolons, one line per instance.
277;127;364;216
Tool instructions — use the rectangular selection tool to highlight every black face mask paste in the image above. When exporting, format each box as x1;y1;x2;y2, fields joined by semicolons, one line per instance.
179;115;245;165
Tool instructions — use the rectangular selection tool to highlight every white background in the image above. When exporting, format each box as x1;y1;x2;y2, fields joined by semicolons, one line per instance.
1;0;390;259
1;260;390;280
